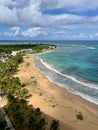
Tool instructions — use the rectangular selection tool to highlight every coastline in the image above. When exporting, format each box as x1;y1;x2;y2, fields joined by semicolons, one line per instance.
14;54;98;130
34;54;98;106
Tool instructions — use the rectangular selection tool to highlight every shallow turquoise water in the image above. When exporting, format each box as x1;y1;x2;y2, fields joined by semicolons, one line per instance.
39;42;98;83
35;41;98;105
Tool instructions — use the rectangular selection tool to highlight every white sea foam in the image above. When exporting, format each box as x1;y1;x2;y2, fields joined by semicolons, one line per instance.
86;47;96;50
77;45;96;50
73;91;98;105
59;45;96;53
44;75;98;105
39;58;98;105
33;57;98;105
40;59;98;90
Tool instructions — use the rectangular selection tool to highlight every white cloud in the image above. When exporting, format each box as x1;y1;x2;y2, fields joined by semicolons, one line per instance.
0;0;98;39
0;0;43;26
57;0;98;11
0;0;16;6
40;0;98;11
1;0;98;11
95;33;98;37
11;27;20;36
4;27;45;37
0;0;98;27
4;32;14;37
17;3;42;26
3;26;98;39
4;27;20;36
21;27;41;37
40;0;58;10
0;5;18;25
0;0;98;28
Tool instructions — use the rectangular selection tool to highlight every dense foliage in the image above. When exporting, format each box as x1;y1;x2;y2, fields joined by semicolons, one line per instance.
0;43;56;54
0;44;59;130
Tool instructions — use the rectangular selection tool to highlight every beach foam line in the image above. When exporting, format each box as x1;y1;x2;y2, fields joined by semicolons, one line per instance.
46;76;98;105
73;91;98;105
40;58;98;90
86;46;96;50
39;58;98;105
35;56;98;105
65;44;96;48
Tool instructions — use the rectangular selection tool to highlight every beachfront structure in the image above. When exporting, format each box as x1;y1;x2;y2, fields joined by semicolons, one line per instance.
11;49;35;56
0;53;9;62
0;57;9;62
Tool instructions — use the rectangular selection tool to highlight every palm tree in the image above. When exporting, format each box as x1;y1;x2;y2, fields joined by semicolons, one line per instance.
50;120;59;130
35;118;46;130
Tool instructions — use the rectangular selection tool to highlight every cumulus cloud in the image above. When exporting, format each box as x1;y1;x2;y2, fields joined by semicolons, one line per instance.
0;4;17;26
0;0;98;26
0;0;42;26
17;3;43;26
21;27;41;37
1;0;98;11
11;27;20;36
4;27;20;36
57;0;98;11
3;27;48;38
0;0;98;39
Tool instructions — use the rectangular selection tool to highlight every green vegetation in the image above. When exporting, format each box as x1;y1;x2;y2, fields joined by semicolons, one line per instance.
52;105;56;108
76;112;83;120
0;119;6;130
39;92;43;96
0;43;56;54
21;83;26;87
33;80;37;84
50;120;59;130
26;62;30;67
0;44;59;130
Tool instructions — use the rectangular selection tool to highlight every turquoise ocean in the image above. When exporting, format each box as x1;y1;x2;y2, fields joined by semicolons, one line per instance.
34;41;98;105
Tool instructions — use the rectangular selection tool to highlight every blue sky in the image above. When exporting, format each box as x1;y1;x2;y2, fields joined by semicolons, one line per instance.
0;0;98;40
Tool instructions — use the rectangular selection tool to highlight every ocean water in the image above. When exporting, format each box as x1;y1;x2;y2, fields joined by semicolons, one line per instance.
34;41;98;105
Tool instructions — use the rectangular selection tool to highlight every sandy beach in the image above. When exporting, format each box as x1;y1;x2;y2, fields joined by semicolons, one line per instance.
14;54;98;130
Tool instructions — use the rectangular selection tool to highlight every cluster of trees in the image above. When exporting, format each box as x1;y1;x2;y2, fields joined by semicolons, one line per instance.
0;44;56;54
0;44;59;130
0;53;23;76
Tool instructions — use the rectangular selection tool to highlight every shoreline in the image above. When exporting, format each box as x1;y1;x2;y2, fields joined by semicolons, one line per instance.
35;53;98;106
34;52;98;105
14;54;98;130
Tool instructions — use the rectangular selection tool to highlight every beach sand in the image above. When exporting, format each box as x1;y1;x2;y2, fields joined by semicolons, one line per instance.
14;54;98;130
